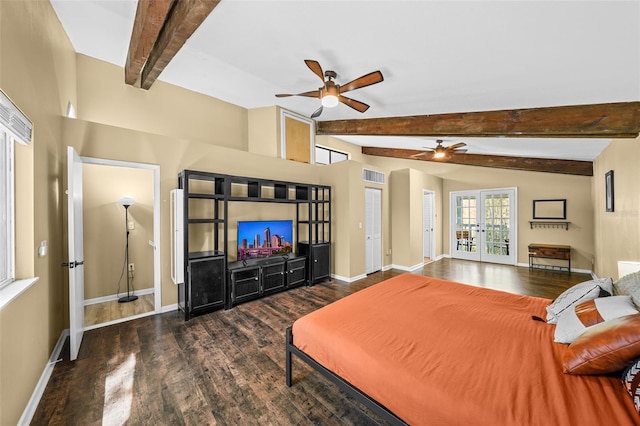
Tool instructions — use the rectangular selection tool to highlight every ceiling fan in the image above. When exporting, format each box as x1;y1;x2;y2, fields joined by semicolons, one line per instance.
412;140;468;159
276;59;383;118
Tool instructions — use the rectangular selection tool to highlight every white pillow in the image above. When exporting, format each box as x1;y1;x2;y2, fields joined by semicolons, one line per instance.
546;278;613;324
554;295;638;343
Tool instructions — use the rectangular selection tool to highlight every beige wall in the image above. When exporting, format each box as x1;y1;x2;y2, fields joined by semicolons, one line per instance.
62;118;327;307
83;164;154;300
366;155;594;270
248;106;279;157
593;137;640;279
0;1;76;424
390;168;443;269
76;55;248;151
1;1;635;424
443;166;593;270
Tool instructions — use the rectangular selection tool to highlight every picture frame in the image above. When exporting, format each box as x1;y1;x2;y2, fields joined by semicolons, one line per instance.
605;170;614;212
532;199;567;220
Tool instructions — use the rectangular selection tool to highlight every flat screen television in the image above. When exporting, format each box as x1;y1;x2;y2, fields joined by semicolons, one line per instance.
237;220;293;260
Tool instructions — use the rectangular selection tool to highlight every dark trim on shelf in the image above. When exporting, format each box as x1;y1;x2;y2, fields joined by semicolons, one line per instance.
528;221;570;230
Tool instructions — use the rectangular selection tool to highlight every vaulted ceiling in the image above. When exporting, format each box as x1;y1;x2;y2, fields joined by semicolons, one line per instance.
50;0;640;175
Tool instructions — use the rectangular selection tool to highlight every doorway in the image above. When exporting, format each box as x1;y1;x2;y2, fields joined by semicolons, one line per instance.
450;188;517;265
365;187;382;274
422;190;435;262
68;150;161;340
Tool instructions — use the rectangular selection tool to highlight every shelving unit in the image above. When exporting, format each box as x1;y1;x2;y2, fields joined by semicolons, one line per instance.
296;185;331;284
177;170;331;319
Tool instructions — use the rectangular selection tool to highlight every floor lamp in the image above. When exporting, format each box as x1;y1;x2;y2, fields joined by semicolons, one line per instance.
117;196;138;303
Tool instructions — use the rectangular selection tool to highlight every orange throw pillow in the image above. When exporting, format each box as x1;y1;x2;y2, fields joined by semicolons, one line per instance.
562;314;640;375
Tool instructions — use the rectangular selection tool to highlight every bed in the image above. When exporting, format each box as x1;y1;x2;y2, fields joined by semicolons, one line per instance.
285;273;640;425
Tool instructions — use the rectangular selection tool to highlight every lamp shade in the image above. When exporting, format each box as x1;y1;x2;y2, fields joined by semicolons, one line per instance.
117;196;136;207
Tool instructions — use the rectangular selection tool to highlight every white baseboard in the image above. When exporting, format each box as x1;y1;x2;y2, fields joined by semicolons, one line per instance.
331;273;367;283
161;303;178;313
84;287;154;306
381;264;393;271
19;328;69;426
515;262;591;275
390;262;424;272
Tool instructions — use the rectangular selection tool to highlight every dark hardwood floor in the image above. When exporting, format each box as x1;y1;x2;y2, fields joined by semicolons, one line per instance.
32;259;591;425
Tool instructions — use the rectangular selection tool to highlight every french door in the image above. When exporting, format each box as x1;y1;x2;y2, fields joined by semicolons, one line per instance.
450;188;517;265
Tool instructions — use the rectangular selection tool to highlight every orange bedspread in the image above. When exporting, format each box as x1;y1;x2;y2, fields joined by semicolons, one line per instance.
292;274;639;425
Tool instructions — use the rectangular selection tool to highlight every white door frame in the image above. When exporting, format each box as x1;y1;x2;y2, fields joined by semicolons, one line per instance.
80;156;162;325
450;187;517;265
423;190;435;260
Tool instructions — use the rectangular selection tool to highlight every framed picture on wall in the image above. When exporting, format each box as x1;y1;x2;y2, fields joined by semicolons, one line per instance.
605;170;614;212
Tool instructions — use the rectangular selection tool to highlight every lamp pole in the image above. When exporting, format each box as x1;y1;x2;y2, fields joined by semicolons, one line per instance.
118;197;138;303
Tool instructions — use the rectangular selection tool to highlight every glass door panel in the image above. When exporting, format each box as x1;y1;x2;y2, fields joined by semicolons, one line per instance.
452;193;479;261
480;191;515;264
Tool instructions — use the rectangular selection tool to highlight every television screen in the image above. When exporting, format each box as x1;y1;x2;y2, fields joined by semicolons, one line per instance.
237;220;293;260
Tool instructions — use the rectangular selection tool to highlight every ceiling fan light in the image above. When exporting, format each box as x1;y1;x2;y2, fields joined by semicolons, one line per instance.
433;151;446;159
321;84;340;108
321;94;339;107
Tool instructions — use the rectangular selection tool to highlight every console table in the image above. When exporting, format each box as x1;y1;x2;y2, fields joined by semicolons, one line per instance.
528;244;571;273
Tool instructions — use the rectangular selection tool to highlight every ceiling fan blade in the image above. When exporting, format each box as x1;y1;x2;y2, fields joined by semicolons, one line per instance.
275;89;320;98
310;105;323;118
410;152;428;158
452;149;468;154
304;60;325;82
340;71;384;93
448;142;467;150
338;95;370;113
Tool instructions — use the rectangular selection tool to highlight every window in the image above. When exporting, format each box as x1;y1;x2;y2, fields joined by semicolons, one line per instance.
0;88;32;292
0;129;14;288
315;145;348;165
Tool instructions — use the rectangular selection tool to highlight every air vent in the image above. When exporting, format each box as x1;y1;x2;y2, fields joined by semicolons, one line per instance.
0;89;32;145
362;168;385;184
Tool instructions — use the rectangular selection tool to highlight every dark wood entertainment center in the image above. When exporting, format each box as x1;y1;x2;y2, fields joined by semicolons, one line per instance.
177;170;331;320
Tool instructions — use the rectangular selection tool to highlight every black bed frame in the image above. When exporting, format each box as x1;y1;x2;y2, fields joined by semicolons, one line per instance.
285;327;408;425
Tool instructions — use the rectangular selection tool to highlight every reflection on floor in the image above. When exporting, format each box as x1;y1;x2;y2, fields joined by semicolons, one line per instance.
84;293;154;327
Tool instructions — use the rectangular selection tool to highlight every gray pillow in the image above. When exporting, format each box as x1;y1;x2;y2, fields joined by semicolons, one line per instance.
614;271;640;308
546;277;613;324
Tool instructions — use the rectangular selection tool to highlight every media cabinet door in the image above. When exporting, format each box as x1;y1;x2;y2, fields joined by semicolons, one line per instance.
262;262;286;294
188;256;225;313
230;266;261;304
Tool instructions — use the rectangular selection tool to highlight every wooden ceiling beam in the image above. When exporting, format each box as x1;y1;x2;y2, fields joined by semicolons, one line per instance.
362;147;594;176
125;0;175;85
318;102;640;138
139;0;221;90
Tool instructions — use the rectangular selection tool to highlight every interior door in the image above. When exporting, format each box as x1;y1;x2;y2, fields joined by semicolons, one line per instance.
365;187;382;274
451;189;516;265
67;147;85;361
422;191;434;259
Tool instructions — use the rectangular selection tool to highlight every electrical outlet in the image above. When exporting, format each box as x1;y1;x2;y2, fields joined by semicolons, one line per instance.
128;263;135;271
128;221;135;230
